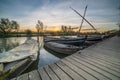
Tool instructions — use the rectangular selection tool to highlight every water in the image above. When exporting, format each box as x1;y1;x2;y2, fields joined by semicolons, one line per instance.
0;36;60;68
38;48;60;67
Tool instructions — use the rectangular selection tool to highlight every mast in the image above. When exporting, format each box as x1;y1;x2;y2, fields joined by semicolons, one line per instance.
70;7;98;32
78;5;88;35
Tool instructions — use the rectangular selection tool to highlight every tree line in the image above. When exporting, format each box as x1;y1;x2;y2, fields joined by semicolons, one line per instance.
0;18;119;37
0;18;19;37
0;18;44;37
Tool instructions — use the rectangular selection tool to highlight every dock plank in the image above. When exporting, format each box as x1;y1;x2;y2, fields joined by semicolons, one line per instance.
70;55;120;80
76;53;120;72
82;48;120;60
85;37;120;52
64;57;110;80
29;70;41;80
61;59;98;80
38;68;50;80
73;54;120;77
49;63;72;80
98;41;120;52
80;51;120;66
56;61;85;80
44;65;60;80
77;52;120;69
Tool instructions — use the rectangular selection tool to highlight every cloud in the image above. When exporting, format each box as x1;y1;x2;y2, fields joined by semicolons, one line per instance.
0;0;119;31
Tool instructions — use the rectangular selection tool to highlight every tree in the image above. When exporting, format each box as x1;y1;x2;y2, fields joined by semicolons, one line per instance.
0;18;19;37
61;25;67;33
11;20;19;33
25;29;32;37
35;20;44;53
35;20;43;35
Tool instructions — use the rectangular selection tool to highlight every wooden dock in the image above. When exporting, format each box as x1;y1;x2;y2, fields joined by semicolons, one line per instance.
11;36;120;80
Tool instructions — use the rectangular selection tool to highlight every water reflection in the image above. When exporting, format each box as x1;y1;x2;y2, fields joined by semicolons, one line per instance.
38;47;60;67
0;37;26;53
0;37;60;68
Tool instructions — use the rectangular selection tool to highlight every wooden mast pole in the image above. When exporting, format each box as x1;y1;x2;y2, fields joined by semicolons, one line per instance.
70;7;98;32
78;5;88;36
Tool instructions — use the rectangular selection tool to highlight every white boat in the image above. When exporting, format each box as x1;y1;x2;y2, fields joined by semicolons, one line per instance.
44;42;81;54
0;39;38;63
0;39;38;78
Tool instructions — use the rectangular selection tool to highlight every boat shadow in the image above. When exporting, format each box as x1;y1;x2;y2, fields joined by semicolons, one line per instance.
44;45;70;59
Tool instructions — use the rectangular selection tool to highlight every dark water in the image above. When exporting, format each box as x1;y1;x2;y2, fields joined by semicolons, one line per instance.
0;36;60;68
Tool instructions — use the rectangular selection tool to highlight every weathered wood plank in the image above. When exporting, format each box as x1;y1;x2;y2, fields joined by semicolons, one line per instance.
64;57;110;80
83;37;120;52
49;63;72;80
84;43;120;53
70;55;120;80
56;61;85;80
83;48;120;60
80;51;120;66
75;53;120;72
81;49;120;63
61;59;98;80
95;45;120;55
38;68;50;80
76;52;120;69
73;54;120;77
29;70;41;80
44;65;60;80
98;42;120;52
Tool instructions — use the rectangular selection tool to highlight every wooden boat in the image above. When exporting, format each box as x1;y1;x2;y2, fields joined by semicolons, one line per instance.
44;42;81;54
44;36;62;42
0;39;38;79
44;36;85;46
44;45;68;58
86;36;102;41
0;39;38;63
85;36;103;44
0;58;32;79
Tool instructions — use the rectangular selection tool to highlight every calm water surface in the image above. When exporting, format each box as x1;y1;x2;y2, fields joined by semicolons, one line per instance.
0;36;60;68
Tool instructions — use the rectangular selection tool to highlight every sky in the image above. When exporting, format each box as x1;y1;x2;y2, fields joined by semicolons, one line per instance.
0;0;120;32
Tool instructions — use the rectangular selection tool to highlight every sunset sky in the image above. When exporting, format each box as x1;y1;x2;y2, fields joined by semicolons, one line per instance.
0;0;120;32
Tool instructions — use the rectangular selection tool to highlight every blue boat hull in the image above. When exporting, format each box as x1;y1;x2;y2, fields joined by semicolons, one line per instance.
44;37;85;46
